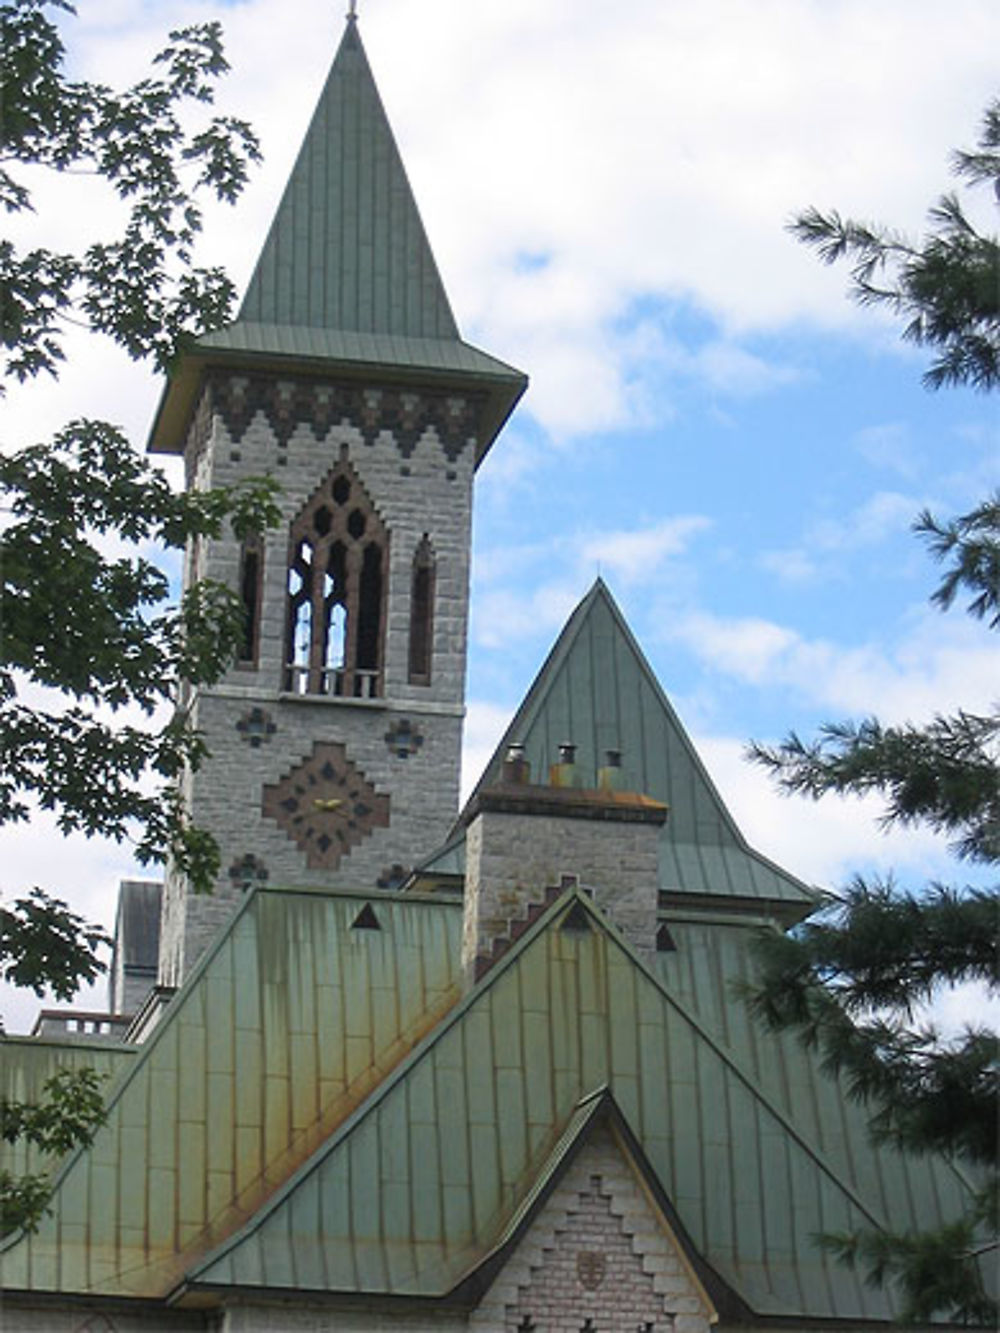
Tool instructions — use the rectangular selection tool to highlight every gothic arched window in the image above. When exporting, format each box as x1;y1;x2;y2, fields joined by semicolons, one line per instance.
284;456;388;698
408;534;435;685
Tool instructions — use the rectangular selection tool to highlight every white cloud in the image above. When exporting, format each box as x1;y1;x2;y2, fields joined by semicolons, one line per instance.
853;423;918;477
578;516;711;585
8;0;995;451
810;490;919;551
696;733;955;889
472;582;581;650
758;547;820;585
461;701;515;801
668;605;998;722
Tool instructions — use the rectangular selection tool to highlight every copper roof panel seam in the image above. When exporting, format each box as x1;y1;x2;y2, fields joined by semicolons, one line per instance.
186;892;919;1296
0;886;262;1254
182;891;586;1282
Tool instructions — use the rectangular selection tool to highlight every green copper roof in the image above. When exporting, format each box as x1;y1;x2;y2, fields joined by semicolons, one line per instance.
427;580;817;915
0;1036;136;1188
147;17;526;457
180;889;972;1316
0;888;462;1299
238;16;456;340
195;321;523;383
1;886;977;1318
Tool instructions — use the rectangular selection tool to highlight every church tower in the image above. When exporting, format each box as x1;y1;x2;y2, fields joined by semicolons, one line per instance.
150;13;526;985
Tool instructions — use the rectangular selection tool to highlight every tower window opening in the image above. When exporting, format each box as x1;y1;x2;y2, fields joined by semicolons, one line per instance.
284;457;388;697
238;537;264;665
408;535;435;685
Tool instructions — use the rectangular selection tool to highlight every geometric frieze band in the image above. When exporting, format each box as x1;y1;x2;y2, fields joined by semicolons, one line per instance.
261;741;390;869
208;369;483;461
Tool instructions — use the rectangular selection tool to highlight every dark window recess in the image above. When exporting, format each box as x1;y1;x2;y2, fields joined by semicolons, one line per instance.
407;535;435;684
560;901;592;933
656;922;678;953
284;452;389;698
351;902;381;931
239;538;263;664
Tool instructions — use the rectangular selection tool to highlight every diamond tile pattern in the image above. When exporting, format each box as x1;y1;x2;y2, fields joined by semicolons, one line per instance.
262;741;389;869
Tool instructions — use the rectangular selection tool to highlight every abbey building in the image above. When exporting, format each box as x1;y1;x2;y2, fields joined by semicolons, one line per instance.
0;14;983;1332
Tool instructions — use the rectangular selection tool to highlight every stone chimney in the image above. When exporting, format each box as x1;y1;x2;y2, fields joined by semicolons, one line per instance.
461;746;667;983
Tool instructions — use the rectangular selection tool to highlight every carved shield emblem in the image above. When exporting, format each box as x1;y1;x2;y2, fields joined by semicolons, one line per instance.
577;1249;606;1289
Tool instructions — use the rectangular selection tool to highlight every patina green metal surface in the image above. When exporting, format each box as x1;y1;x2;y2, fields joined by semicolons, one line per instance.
428;579;817;916
147;16;526;459
1;885;976;1316
0;1037;136;1185
238;16;456;341
196;322;524;383
182;890;971;1316
0;888;462;1298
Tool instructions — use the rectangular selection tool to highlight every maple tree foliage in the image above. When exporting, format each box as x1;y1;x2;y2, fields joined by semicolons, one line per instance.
1;0;278;1234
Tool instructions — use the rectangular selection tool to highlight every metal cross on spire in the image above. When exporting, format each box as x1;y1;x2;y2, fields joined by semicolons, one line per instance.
347;0;358;19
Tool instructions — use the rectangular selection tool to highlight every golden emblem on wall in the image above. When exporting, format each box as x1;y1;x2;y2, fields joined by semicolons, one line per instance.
577;1249;606;1289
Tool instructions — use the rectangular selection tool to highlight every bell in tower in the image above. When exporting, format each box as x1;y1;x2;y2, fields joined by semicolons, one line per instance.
150;11;527;985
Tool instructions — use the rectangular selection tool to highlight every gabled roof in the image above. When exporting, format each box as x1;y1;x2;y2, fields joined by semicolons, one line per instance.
2;884;976;1320
0;887;463;1299
425;580;817;918
174;890;971;1317
148;16;526;457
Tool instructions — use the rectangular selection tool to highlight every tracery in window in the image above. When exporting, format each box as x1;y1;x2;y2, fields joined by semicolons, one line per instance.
284;454;388;697
407;534;435;684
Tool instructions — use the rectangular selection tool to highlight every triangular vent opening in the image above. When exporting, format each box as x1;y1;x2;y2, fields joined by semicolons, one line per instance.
352;902;381;931
656;923;677;953
560;901;592;934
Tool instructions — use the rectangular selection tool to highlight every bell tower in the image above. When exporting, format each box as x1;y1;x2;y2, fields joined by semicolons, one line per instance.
150;13;526;985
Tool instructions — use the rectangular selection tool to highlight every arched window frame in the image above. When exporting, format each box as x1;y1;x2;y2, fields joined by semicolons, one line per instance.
284;454;389;698
407;534;435;685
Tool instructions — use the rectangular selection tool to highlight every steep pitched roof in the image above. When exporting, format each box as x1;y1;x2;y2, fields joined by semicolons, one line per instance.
174;889;972;1317
0;888;463;1299
148;16;526;457
1;885;976;1320
237;15;456;341
424;580;817;917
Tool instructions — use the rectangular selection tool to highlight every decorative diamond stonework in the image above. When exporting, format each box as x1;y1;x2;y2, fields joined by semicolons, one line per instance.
262;742;390;869
236;706;277;748
384;717;424;759
228;853;269;893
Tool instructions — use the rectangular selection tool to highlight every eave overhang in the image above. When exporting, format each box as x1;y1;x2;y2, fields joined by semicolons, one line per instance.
147;325;527;468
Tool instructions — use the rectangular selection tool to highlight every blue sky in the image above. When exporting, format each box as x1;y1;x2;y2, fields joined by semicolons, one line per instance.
2;0;997;1030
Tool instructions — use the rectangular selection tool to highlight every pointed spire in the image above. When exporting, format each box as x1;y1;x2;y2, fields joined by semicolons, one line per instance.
148;17;527;459
238;16;458;340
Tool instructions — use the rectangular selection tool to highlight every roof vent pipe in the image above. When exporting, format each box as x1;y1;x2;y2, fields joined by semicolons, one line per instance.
501;743;531;785
597;748;623;792
549;742;578;789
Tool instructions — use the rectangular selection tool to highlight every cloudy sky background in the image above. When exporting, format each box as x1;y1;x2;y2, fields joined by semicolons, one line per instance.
3;0;998;1031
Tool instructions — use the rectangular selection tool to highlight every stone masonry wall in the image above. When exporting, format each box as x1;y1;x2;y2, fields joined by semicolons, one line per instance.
463;805;661;980
159;371;476;985
472;1123;715;1333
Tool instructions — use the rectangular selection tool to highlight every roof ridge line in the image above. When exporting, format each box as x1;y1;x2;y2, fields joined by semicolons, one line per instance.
0;881;267;1258
591;902;902;1231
